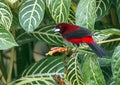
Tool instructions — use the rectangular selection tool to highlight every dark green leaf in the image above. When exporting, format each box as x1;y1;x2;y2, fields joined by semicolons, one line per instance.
19;0;45;32
46;0;71;23
111;44;120;85
96;0;111;21
116;0;120;23
76;0;96;30
0;25;18;50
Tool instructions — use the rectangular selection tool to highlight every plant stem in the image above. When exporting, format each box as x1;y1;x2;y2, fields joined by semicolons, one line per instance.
7;48;16;83
110;6;119;27
7;27;16;83
79;38;120;49
97;38;120;44
0;51;7;83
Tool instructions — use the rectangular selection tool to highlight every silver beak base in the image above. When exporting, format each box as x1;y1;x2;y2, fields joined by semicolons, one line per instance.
53;28;60;32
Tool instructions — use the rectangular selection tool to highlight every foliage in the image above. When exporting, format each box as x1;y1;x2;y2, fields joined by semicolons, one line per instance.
0;0;120;85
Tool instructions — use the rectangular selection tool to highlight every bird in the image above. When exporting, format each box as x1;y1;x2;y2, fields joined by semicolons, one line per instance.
53;22;107;57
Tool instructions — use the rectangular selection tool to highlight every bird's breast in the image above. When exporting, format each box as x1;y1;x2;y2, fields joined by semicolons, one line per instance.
63;36;94;44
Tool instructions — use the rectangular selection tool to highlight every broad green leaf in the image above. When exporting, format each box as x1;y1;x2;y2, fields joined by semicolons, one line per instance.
31;25;64;46
81;53;106;85
116;0;120;23
96;0;111;21
111;44;120;85
97;58;111;67
65;53;85;85
93;31;110;42
0;2;13;30
76;0;96;30
0;25;18;50
16;30;34;45
19;0;45;32
11;56;64;84
101;28;120;36
46;0;71;23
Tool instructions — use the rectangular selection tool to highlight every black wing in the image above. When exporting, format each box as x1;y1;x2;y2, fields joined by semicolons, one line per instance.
64;27;92;39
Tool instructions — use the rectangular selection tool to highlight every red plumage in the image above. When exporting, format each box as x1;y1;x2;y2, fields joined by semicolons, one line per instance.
54;23;107;57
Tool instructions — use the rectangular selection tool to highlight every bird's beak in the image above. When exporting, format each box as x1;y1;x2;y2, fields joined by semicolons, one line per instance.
53;28;60;32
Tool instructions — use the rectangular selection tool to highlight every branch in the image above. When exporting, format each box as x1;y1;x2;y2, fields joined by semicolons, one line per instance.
97;38;120;44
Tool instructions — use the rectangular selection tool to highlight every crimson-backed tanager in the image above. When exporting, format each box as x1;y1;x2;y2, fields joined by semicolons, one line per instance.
53;23;107;57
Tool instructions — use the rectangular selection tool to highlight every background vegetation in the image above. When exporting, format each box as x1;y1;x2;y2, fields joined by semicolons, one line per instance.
0;0;120;85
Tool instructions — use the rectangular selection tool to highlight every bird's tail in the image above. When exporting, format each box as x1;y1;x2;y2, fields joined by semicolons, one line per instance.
87;43;107;57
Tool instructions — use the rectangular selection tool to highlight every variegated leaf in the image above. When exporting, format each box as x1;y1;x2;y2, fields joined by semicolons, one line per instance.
76;0;96;30
80;51;106;85
65;53;85;85
31;25;64;46
46;0;71;23
0;25;18;50
19;0;45;32
6;0;18;5
96;0;111;21
0;2;13;30
11;57;64;84
111;44;120;84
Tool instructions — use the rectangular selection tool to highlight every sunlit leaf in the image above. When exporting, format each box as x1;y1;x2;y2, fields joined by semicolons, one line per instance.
111;44;120;84
19;0;45;32
76;0;96;30
101;28;120;36
65;53;85;85
11;56;64;84
93;31;110;42
31;25;64;46
96;0;111;21
81;52;106;85
0;2;13;30
0;25;18;50
46;0;71;23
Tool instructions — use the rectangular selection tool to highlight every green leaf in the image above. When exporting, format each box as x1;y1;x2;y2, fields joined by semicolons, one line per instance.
16;31;34;45
116;0;120;23
97;58;111;67
19;0;45;32
111;44;120;85
101;28;120;36
0;2;13;30
76;0;96;30
65;53;85;85
31;25;64;46
46;0;71;23
93;31;110;42
11;56;64;84
0;25;18;50
96;0;111;21
81;53;106;85
68;8;75;24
